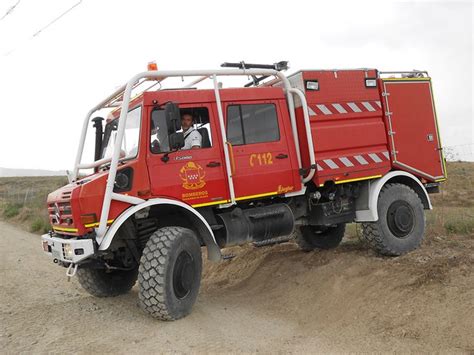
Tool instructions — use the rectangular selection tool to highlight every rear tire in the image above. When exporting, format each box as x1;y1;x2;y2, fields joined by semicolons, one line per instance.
361;183;425;256
297;224;345;251
138;226;202;320
77;267;138;297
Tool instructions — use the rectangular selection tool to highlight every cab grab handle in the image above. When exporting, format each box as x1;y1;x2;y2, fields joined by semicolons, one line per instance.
207;161;221;167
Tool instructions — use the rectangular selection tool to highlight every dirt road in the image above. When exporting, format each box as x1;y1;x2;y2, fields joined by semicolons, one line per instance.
1;221;473;353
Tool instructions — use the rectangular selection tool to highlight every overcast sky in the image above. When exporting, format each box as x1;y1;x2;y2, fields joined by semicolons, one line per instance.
0;0;472;170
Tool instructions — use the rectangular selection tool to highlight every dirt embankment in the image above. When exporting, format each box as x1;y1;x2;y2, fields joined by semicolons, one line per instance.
1;221;473;353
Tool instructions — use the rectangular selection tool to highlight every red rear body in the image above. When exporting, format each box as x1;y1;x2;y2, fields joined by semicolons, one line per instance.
287;70;445;187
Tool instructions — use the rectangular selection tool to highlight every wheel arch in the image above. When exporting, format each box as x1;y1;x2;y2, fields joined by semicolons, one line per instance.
97;198;222;262
355;171;431;222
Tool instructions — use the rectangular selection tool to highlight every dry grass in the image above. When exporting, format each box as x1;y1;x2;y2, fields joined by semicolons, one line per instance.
428;162;474;236
0;163;472;236
0;176;67;233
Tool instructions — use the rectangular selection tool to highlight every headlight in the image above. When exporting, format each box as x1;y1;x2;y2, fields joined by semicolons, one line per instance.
115;172;129;189
114;167;133;192
63;244;74;259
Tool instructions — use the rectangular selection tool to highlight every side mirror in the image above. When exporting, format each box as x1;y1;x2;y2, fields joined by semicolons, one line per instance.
169;132;184;150
164;102;181;134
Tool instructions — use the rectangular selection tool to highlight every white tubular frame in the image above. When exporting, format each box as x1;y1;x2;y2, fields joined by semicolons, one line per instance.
212;75;236;206
289;88;316;184
72;69;307;241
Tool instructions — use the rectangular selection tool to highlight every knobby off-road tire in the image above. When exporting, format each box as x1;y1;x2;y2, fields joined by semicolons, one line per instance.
77;267;138;297
361;183;425;256
297;224;346;252
138;226;202;320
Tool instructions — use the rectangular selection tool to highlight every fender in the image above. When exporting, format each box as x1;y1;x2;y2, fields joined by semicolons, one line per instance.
355;171;432;222
97;198;222;261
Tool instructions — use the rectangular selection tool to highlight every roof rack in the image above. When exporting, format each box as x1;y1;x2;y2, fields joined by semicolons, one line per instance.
221;61;289;87
101;62;289;109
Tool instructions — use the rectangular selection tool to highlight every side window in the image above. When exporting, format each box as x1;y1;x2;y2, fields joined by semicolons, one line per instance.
150;107;212;153
150;109;169;153
226;103;280;145
227;106;244;145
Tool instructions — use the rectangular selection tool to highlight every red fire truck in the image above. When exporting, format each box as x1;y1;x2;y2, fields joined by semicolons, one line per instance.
41;62;446;320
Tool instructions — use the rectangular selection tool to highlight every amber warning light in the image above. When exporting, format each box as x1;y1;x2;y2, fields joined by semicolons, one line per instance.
147;61;158;71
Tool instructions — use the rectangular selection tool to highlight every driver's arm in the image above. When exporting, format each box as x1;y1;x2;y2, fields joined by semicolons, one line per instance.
189;130;202;149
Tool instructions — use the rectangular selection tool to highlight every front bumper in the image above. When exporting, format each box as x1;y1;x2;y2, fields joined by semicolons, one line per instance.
41;233;95;264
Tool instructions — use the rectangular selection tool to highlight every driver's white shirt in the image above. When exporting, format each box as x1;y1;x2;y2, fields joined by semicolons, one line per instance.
183;127;202;149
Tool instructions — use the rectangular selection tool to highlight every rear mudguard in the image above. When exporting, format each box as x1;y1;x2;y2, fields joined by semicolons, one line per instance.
355;171;432;222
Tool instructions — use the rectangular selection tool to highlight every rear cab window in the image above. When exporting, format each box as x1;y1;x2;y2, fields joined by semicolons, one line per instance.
226;103;280;145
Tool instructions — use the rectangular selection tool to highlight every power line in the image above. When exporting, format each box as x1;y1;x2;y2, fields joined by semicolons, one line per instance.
2;0;83;56
0;0;20;22
32;0;82;38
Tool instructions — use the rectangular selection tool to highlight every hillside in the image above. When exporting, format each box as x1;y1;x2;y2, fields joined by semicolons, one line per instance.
0;167;67;177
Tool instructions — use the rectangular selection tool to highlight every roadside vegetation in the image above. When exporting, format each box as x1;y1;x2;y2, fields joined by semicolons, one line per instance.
0;162;472;236
0;176;68;234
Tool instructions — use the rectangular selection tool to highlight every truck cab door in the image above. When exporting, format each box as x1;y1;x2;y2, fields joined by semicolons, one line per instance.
146;104;230;207
224;100;300;201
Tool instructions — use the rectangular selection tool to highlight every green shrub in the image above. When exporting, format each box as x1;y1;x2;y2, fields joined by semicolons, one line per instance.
30;218;50;234
3;203;22;218
444;217;474;235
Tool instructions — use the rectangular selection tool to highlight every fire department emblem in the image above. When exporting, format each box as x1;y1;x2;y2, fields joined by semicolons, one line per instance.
179;162;206;190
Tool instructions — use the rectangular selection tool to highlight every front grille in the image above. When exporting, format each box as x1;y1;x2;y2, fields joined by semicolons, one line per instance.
48;201;73;226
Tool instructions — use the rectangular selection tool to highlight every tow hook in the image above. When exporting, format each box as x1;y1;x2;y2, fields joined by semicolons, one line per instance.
66;263;78;280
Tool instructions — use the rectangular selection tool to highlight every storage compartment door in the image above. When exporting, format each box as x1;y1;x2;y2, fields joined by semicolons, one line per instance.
382;78;446;181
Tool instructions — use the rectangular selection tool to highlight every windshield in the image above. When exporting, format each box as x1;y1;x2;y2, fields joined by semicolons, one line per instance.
101;106;142;160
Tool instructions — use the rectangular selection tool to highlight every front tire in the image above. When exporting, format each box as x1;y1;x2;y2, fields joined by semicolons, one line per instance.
297;224;345;251
138;226;202;320
361;183;425;256
76;267;138;297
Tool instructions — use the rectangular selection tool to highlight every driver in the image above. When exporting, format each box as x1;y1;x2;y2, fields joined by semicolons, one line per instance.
181;113;202;149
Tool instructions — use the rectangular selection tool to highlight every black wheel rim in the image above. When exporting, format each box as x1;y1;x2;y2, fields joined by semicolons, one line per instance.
387;200;415;238
173;251;195;300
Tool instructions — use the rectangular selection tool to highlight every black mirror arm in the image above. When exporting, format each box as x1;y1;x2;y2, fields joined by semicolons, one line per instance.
160;148;180;163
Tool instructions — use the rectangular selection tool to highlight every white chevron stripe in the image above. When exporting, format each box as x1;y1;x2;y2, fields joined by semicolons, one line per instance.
308;106;317;116
354;155;369;165
375;101;382;108
347;102;362;113
362;102;376;112
339;157;354;167
317;164;323;171
368;153;382;163
382;151;390;159
332;103;347;114
316;104;332;115
323;159;339;169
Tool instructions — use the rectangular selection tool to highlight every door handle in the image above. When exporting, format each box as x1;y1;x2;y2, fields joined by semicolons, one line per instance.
276;153;288;159
206;161;221;168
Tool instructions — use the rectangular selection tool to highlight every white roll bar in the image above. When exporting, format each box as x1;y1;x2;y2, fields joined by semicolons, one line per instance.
73;69;313;240
289;88;316;183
